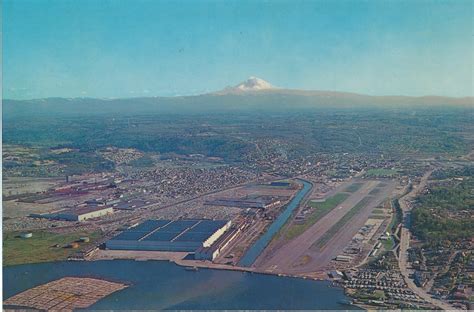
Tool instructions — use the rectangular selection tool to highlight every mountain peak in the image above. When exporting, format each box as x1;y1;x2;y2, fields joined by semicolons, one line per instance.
235;77;275;91
217;77;276;94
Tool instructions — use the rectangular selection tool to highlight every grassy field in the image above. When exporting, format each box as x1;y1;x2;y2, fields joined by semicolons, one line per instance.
365;168;398;177
343;182;364;193
312;196;372;250
369;187;382;195
382;236;395;251
3;230;101;266
388;199;402;233
369;215;386;220
283;193;350;240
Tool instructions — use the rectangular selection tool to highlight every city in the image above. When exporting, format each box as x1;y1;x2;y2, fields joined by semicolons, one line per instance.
2;0;473;310
3;112;473;309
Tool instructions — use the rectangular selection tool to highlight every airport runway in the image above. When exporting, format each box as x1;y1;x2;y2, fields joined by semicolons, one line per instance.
257;180;396;274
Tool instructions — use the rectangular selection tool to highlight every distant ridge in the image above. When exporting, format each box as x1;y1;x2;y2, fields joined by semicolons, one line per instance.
3;77;473;117
212;77;473;104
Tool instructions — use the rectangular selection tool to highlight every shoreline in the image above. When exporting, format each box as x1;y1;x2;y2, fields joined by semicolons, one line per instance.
4;258;357;311
5;251;367;309
85;252;390;310
85;248;330;281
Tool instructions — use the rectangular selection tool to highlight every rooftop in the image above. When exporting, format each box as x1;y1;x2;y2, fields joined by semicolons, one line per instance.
110;219;229;243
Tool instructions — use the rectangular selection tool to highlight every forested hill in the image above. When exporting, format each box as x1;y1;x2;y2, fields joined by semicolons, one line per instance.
4;92;473;118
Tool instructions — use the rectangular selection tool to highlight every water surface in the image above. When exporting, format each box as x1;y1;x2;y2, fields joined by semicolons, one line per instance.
4;260;356;310
239;179;312;266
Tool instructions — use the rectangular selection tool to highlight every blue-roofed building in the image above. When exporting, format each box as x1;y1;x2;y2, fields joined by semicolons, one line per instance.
270;181;291;187
105;219;231;253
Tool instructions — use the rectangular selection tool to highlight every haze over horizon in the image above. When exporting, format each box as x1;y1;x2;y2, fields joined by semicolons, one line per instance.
3;0;473;100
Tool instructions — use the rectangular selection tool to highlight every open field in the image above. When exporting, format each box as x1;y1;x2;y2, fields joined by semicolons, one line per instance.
311;196;373;250
3;200;59;219
283;193;350;240
343;182;364;193
365;168;398;177
241;184;297;196
3;230;101;266
369;187;383;195
382;235;396;251
255;179;397;274
3;177;63;196
371;208;385;214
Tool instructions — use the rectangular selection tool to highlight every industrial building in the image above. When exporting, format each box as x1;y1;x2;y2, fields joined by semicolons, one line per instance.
114;199;148;210
32;206;114;222
106;219;231;253
335;255;353;262
195;226;241;260
204;195;285;210
270;181;292;187
56;206;114;221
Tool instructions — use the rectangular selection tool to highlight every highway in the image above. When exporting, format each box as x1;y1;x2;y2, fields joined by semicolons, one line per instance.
397;170;456;311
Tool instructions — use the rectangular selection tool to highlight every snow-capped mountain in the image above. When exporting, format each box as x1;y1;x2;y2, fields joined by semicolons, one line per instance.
234;77;275;91
218;77;276;94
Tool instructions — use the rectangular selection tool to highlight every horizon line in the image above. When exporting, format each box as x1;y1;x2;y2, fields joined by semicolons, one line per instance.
4;87;474;102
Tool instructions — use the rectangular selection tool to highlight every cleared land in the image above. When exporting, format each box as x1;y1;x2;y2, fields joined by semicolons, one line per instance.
365;168;398;177
3;200;58;218
311;196;372;250
344;182;364;193
255;180;396;274
3;230;101;266
284;193;350;240
3;177;63;196
369;187;383;195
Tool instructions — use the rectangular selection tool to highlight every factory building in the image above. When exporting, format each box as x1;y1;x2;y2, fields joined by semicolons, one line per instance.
194;226;241;260
114;199;148;210
56;206;114;221
84;199;106;206
270;181;291;187
31;206;114;221
106;219;231;252
335;255;353;262
204;196;284;210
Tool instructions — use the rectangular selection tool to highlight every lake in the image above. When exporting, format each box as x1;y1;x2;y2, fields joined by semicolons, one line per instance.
4;260;357;310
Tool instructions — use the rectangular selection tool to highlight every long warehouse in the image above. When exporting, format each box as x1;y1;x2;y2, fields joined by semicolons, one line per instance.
106;219;231;252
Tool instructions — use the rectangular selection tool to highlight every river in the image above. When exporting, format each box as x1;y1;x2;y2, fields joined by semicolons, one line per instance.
3;260;356;310
238;179;312;266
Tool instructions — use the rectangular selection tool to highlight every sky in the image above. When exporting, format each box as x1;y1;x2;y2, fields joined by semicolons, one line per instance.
3;0;473;99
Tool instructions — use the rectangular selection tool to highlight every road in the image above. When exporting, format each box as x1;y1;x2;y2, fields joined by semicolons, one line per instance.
397;170;457;310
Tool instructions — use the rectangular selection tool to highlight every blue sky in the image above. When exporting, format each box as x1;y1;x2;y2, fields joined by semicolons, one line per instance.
3;0;473;99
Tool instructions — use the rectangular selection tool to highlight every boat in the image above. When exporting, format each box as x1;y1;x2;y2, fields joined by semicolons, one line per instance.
184;266;198;271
